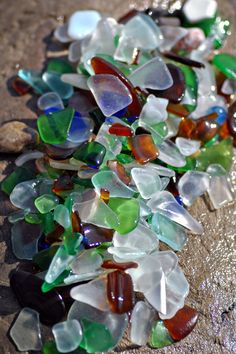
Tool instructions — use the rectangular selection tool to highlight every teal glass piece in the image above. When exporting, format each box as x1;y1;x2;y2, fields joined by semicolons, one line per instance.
54;204;72;229
37;107;75;144
1;167;35;195
42;72;74;99
73;141;106;168
47;58;74;74
149;320;174;349
34;194;59;214
213;53;236;80
18;69;49;94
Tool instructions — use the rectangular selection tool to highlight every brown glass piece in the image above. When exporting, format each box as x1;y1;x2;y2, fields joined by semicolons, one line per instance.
164;305;198;341
100;188;110;204
130;134;159;164
118;9;139;24
102;260;138;271
107;270;134;314
52;173;74;194
148;63;185;103
178;117;196;138
90;57;142;116
228;100;236;136
71;211;82;233
12;77;32;95
107;160;131;185
164;52;205;69
81;223;114;248
45;224;64;244
167;103;190;117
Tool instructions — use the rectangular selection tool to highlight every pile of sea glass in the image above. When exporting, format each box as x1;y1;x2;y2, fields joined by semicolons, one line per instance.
2;0;236;352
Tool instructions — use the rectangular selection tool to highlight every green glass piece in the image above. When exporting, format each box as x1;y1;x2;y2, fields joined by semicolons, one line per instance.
73;141;106;168
213;53;236;80
178;64;198;113
80;319;114;353
213;18;231;49
43;341;87;354
204;134;220;148
33;245;59;270
196;137;233;172
72;176;93;188
108;197;140;235
42;269;70;293
77;62;90;76
64;195;74;214
116;153;134;164
47;58;74;74
149;320;174;349
54;204;71;229
35;194;59;214
37;107;75;145
41;212;55;235
182;12;217;36
151;122;168;139
18;69;49;94
167;156;196;173
120;136;131;152
25;213;42;224
63;232;83;255
1;167;35;195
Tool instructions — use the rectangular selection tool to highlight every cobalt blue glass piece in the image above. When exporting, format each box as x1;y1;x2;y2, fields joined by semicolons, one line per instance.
208;106;227;125
175;195;184;206
113;106;128;118
44;106;61;115
67;111;94;143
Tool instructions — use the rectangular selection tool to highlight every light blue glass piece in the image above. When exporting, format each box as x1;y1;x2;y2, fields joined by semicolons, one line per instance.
42;72;74;99
18;69;49;94
87;74;133;117
52;319;83;353
68;10;102;40
207;106;228;125
139;95;168;126
54;205;71;230
151;212;187;251
67;112;94;143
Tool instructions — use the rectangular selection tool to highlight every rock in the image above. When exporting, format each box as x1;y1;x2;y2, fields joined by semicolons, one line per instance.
0;121;37;153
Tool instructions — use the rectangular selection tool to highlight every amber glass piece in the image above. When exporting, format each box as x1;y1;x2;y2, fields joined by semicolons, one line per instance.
220;120;231;140
109;123;133;137
107;160;131;185
228;101;236;136
149;64;185;103
52;173;74;194
81;223;114;248
118;9;139;23
192;120;219;142
167;103;190;117
100;188;110;204
164;305;198;341
178;117;196;138
90;57;142;116
107;270;134;314
12;77;32;95
45;224;64;244
130;134;159;164
102;260;138;271
71;211;82;233
164;52;205;69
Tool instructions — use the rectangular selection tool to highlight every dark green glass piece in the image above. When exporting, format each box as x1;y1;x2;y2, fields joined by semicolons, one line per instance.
33;245;59;270
213;53;236;80
41;269;70;293
47;58;74;74
1;167;35;195
73;141;106;168
63;231;83;255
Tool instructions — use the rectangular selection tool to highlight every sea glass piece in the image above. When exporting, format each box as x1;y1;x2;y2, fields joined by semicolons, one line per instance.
70;277;110;311
157;139;186;167
131;167;162;199
87;74;132;117
149;64;185;103
61;74;89;90
45;245;75;284
147;191;203;234
130;301;156;345
1;167;35;195
54;24;71;43
207;106;227;126
73;141;106;168
92;170;135;198
129;57;173;90
11;221;41;260
107;270;134;314
35;194;59;214
175;137;200;156
107;160;131;185
222;79;236;95
42;72;74;100
108;197;140;234
196;137;233;172
10;269;66;325
149;320;174;348
109;123;133;137
68;41;82;62
10;308;42;351
164;305;198;341
15;151;44;167
130;134;159;164
18;69;49;94
139;95;168;126
95;123;122;155
68;10;101;40
47;58;74;74
68;301;128;349
82;223;114;248
183;0;217;23
151;213;187;251
102;260;138;271
37;107;75;145
10;179;40;212
159;26;188;52
213;53;236;80
37;92;64;111
90;56;142;116
178;171;210;206
70;249;103;275
52;320;83;353
12;77;32;95
228;101;236;140
53;205;71;229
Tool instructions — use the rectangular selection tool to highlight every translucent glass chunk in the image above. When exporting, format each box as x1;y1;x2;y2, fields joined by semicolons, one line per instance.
139;95;168;126
95;123;122;156
70;249;103;275
54;24;71;43
68;41;82;62
10;179;41;212
42;72;74;100
37;92;64;111
68;10;102;40
159;26;188;52
18;69;49;94
15;151;44;167
222;79;236;95
52;319;83;353
175;137;200;156
10;308;42;351
54;204;71;229
67;113;93;144
129;57;173;90
61;74;89;90
157;139;186;167
147;191;203;234
35;194;59;214
183;0;217;23
87;74;132;117
131;167;162;199
178;171;210;206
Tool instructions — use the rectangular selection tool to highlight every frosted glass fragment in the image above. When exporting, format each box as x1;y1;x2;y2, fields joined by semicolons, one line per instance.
183;0;217;23
176;137;200;156
37;92;64;111
131;167;162;199
52;319;83;353
68;10;101;40
222;79;236;95
10;308;42;351
129;57;173;90
178;171;210;206
160;26;188;51
95;123;122;156
108;247;146;262
15;151;44;167
70;249;103;275
147;191;203;234
61;74;89;90
10;179;41;212
54;204;71;229
35;194;59;214
54;24;71;43
139;95;168;126
69;41;82;62
87;74;132;117
64;270;104;285
157;140;186;167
